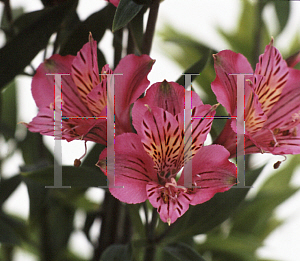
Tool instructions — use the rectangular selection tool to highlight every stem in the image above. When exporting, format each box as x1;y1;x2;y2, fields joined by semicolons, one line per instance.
143;208;158;261
142;0;160;55
3;0;12;28
92;191;121;261
251;0;264;68
113;28;124;68
127;26;136;55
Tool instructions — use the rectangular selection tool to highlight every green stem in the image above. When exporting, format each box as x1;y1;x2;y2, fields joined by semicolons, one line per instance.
142;0;160;55
92;191;121;261
113;28;124;68
144;208;158;261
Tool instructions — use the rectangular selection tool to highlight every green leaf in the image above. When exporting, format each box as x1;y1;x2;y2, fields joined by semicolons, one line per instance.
197;233;261;261
0;81;17;139
163;242;205;261
112;0;144;32
60;4;115;64
274;0;290;33
176;50;211;87
0;0;77;89
230;154;300;240
162;166;264;241
0;175;22;206
22;166;107;187
128;11;144;54
100;244;132;261
19;131;54;166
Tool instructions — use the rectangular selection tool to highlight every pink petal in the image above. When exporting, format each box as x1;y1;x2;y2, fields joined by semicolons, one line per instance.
137;106;184;176
286;50;300;68
114;54;155;135
245;88;267;134
254;39;289;115
177;104;215;158
86;80;107;116
211;50;253;115
264;68;300;130
98;133;157;204
32;55;91;117
146;181;193;224
177;145;237;205
71;34;100;110
132;81;203;131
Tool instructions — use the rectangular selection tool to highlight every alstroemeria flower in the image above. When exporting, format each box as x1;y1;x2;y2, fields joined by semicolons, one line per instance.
212;40;300;157
97;81;237;224
26;34;154;145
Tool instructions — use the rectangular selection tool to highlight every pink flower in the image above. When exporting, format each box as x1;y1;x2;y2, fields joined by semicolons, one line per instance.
97;81;237;224
212;40;300;157
26;34;154;145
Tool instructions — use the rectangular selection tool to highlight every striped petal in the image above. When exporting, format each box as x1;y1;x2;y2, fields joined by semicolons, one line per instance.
138;107;184;178
212;50;253;115
254;39;289;116
71;34;100;110
114;54;154;135
177;145;237;205
98;133;157;204
132;81;203;132
146;181;193;224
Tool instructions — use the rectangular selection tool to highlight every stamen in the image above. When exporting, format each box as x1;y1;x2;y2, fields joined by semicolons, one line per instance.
273;155;287;169
267;128;279;147
74;141;87;167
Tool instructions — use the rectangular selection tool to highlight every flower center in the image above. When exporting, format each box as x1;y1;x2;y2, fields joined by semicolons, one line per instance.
160;178;187;204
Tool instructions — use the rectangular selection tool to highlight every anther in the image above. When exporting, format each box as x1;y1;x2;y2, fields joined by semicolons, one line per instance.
74;141;87;167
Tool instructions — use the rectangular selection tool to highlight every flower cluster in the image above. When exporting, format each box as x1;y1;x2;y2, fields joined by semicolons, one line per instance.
27;35;300;224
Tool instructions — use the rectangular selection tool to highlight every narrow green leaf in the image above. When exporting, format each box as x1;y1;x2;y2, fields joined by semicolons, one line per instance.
164;242;205;261
274;0;290;33
0;0;77;89
112;0;143;32
22;166;107;187
0;175;22;206
100;244;131;261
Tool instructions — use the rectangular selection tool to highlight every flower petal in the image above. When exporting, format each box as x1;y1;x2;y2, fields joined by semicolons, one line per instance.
211;50;253;115
254;39;289;115
114;54;154;135
146;181;193;224
178;145;237;205
98;133;157;204
132;80;203;132
177;104;216;163
138;106;184;177
71;34;100;110
86;80;107;116
32;55;91;117
263;68;300;130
